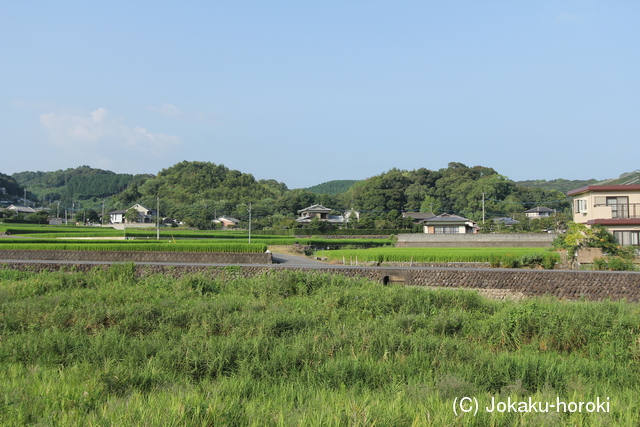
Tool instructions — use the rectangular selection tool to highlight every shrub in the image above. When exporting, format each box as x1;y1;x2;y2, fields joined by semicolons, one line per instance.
542;253;559;270
501;254;521;268
593;257;608;271
489;255;501;268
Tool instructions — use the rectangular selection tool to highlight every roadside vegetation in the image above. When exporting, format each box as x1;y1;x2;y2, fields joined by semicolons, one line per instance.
1;266;639;425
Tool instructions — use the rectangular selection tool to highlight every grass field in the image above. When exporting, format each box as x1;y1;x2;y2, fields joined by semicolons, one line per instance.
1;266;638;425
0;224;394;249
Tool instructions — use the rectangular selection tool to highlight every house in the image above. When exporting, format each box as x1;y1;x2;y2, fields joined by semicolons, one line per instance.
567;185;640;246
421;213;478;234
214;216;240;228
402;212;436;224
108;204;158;224
494;217;520;227
6;205;36;214
296;204;345;224
524;206;555;219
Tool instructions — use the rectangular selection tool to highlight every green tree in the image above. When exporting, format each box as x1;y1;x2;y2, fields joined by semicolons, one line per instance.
420;195;441;214
125;208;139;223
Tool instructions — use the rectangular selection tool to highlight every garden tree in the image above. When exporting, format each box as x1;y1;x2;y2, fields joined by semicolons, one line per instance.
26;210;49;223
308;216;334;232
0;209;15;219
125;208;139;223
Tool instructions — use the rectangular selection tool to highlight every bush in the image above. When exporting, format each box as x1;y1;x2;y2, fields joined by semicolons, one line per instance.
501;254;521;268
593;256;637;271
542;253;559;270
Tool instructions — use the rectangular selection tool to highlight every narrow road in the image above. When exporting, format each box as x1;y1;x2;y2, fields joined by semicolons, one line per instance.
270;252;328;267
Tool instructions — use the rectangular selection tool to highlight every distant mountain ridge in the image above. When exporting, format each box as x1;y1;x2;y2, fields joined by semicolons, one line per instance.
11;166;148;204
596;170;640;185
515;178;599;194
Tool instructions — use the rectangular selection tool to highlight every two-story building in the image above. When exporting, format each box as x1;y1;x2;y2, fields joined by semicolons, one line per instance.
567;185;640;246
108;204;158;224
296;204;346;225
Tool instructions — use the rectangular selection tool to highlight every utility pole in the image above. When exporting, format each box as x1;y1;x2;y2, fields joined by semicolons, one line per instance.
482;193;486;226
156;196;160;240
248;203;252;244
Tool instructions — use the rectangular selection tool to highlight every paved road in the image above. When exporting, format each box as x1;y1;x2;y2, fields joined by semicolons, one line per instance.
270;252;329;267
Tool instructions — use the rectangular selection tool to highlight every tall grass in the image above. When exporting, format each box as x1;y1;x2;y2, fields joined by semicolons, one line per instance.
1;267;638;425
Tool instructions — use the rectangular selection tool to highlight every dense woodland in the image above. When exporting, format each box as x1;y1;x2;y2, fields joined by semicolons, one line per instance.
0;161;581;231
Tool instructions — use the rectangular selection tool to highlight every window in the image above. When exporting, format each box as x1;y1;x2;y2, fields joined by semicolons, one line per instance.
607;196;629;219
575;199;588;213
434;226;460;234
613;231;640;246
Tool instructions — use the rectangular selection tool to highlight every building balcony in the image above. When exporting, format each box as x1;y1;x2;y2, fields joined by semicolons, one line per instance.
594;203;640;219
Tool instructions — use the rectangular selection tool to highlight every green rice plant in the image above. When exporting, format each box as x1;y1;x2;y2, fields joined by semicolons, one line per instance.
319;247;547;264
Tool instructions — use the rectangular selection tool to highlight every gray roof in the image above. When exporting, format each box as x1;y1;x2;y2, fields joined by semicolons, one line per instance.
423;213;475;223
524;206;554;214
402;212;435;221
298;204;332;214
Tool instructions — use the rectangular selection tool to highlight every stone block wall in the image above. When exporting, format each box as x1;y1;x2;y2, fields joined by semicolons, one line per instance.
0;250;272;264
2;260;640;302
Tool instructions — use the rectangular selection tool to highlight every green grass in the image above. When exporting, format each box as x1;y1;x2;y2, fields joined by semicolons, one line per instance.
1;266;639;425
317;247;551;263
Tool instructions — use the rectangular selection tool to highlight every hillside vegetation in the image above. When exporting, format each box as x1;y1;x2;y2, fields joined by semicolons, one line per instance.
306;180;359;195
12;166;148;204
515;178;598;194
2;161;584;229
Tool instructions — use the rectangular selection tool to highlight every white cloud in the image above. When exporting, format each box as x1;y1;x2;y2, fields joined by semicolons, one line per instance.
39;108;182;157
91;107;108;123
147;103;185;118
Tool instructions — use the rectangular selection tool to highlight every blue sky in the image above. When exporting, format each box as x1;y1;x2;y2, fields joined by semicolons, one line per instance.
2;1;638;189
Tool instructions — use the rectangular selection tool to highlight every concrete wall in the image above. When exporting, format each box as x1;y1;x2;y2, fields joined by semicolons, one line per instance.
2;261;639;302
396;233;558;247
0;250;272;264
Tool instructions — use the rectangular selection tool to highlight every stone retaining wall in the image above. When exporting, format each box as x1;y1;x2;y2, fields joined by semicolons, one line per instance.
2;261;640;302
0;250;272;264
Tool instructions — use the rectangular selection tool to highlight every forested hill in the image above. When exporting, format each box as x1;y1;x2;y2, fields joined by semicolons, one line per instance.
306;180;359;195
12;166;149;204
0;173;22;197
342;163;570;219
515;178;598;194
115;161;290;225
597;170;640;185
